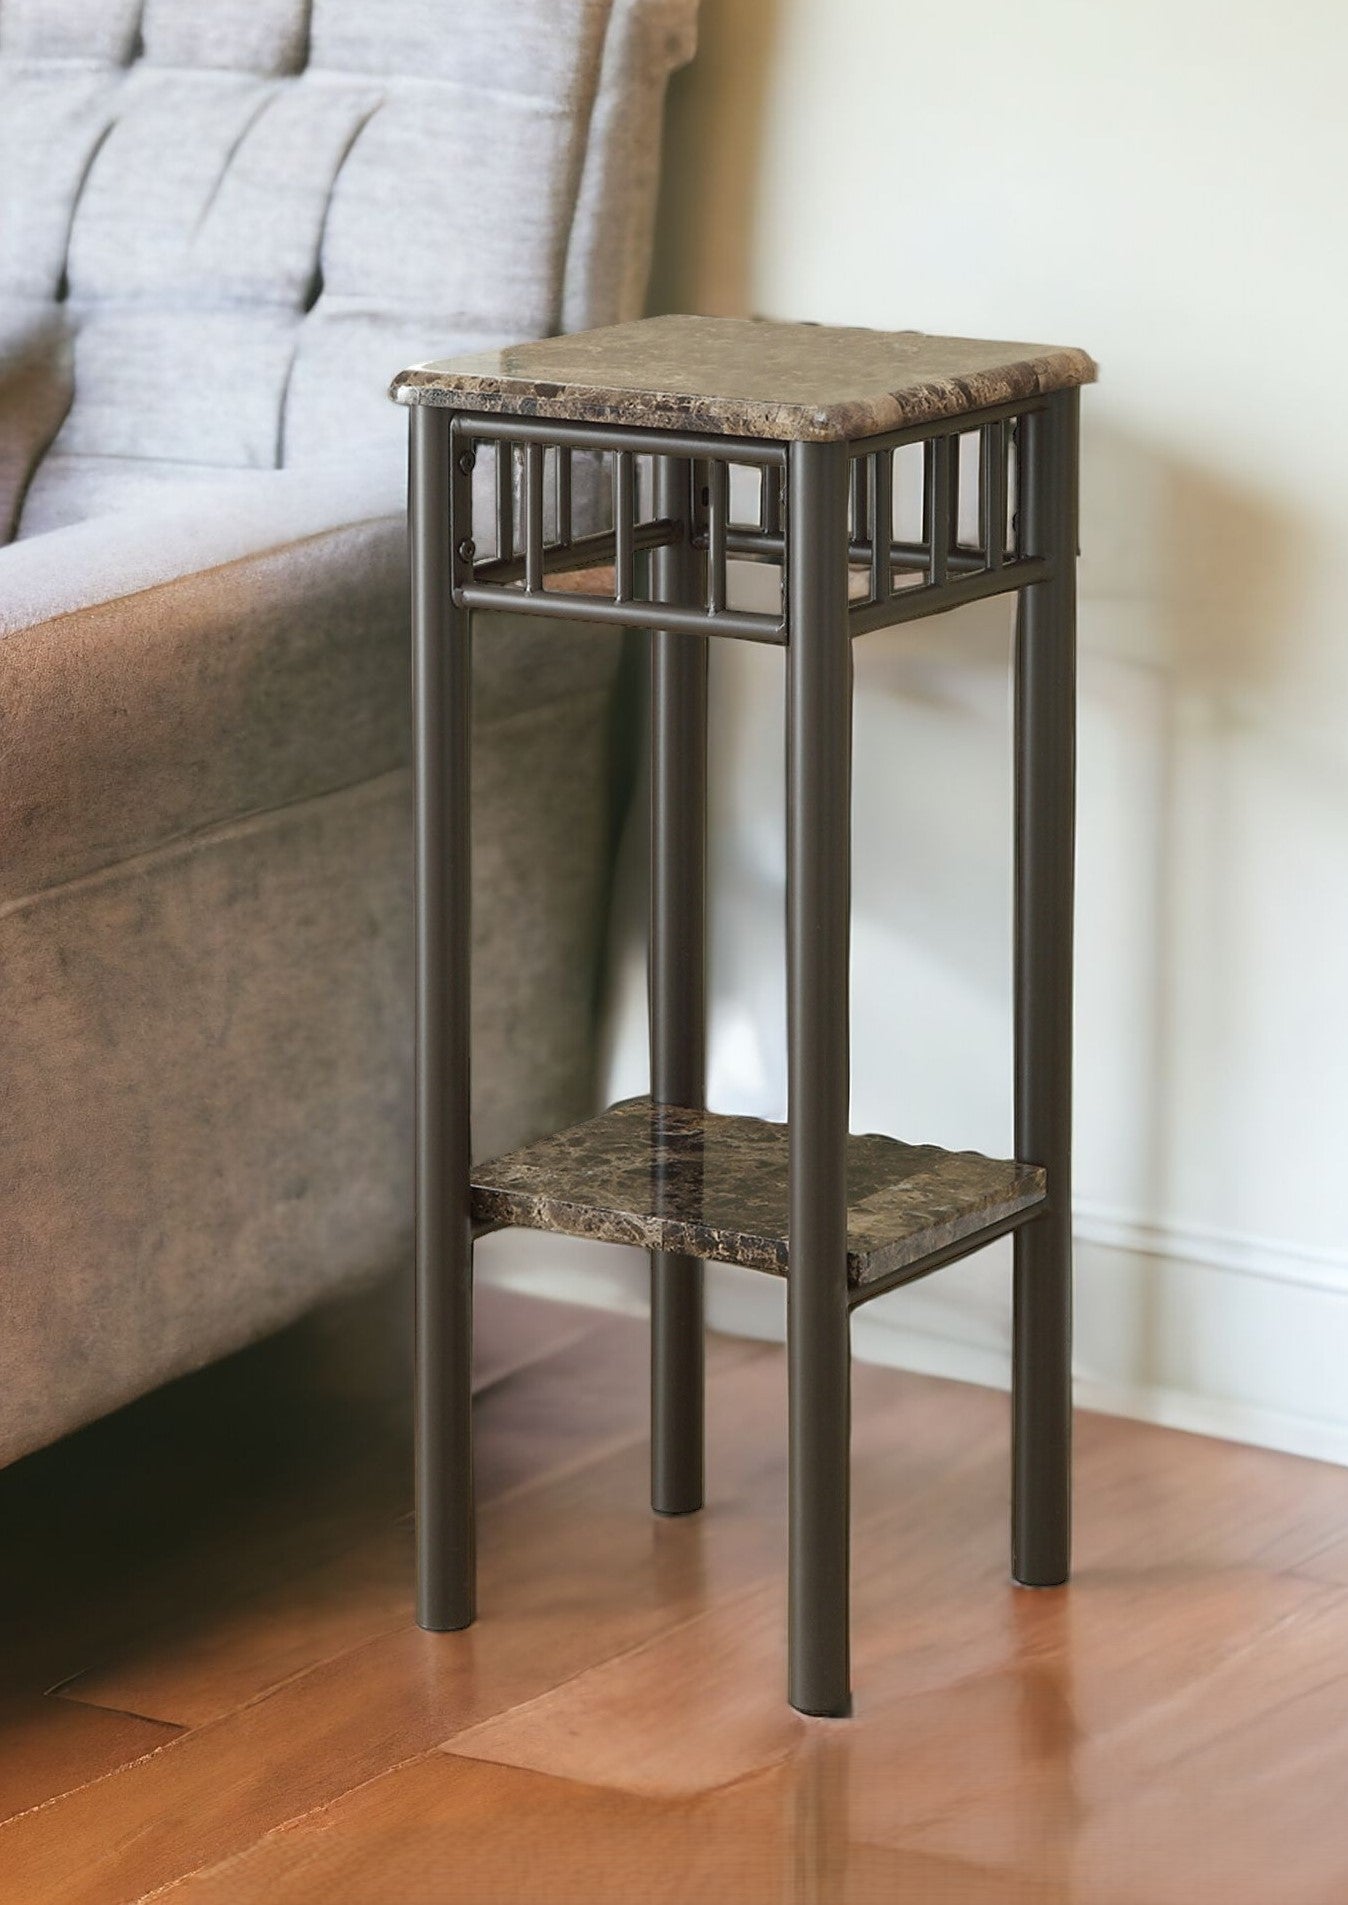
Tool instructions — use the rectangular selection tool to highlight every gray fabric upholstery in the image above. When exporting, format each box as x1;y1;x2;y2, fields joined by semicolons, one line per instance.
1;490;622;907
0;0;696;1465
0;0;141;61
0;302;71;539
2;701;619;1468
1;0;694;529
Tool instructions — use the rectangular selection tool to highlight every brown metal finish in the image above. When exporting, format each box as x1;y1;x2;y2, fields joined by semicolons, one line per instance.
785;437;854;1717
405;366;1081;1712
411;406;476;1633
649;454;708;1517
1011;390;1079;1588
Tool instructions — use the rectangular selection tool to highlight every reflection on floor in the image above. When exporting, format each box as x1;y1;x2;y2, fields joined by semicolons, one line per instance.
2;1275;1347;1903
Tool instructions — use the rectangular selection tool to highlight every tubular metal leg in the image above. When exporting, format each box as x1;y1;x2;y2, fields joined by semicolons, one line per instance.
1011;391;1078;1587
786;438;854;1716
412;406;476;1630
649;453;707;1516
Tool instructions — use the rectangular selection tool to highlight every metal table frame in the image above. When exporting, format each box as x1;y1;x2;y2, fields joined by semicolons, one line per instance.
409;386;1078;1717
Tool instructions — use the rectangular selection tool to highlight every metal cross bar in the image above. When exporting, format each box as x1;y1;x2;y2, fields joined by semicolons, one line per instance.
706;457;729;615
714;526;986;574
761;464;783;535
455;582;786;643
472;517;678;589
980;419;1007;572
926;434;952;587
847;557;1050;636
494;439;513;560
556;445;573;545
870;450;892;606
457;411;787;467
849;455;870;549
1013;417;1029;560
613;448;636;604
849;1205;1042;1309
523;442;544;594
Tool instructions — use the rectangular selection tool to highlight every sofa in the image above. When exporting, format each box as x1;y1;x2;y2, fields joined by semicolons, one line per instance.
0;0;697;1466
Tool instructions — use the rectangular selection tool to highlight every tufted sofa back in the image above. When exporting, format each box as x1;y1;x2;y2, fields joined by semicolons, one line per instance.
0;0;696;540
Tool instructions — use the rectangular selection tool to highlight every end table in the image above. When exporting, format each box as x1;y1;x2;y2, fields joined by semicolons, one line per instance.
391;315;1095;1716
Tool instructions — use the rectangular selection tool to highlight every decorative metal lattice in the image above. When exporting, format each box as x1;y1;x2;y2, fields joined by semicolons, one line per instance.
444;400;1052;647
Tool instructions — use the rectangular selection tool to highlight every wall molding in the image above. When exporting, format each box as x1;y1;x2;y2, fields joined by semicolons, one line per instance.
1072;1199;1348;1298
1070;1374;1348;1470
851;1213;1348;1469
480;1213;1348;1472
847;1314;1348;1470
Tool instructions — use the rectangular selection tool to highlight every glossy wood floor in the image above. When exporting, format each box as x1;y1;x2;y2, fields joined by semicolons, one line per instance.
3;1277;1348;1904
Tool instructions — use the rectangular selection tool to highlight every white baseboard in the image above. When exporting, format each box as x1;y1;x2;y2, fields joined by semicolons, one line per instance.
846;1315;1348;1468
477;1213;1348;1470
1069;1376;1348;1468
852;1220;1348;1469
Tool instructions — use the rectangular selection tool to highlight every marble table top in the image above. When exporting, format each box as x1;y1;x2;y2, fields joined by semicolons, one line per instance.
471;1095;1046;1290
391;314;1096;442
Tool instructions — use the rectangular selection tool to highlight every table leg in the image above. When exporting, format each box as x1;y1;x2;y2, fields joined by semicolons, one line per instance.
412;406;476;1630
1012;390;1079;1587
649;453;707;1516
786;437;854;1716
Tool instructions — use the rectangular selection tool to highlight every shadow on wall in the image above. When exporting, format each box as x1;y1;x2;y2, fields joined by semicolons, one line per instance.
1083;417;1313;1397
632;8;1328;1402
586;414;1317;1397
849;422;1315;1390
648;0;781;316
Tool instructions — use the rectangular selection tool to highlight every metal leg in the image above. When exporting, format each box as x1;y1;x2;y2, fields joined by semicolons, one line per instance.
649;453;707;1516
411;406;476;1630
1011;391;1078;1587
786;438;854;1716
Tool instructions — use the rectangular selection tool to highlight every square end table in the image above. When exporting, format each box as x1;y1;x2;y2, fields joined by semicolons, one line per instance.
392;315;1095;1716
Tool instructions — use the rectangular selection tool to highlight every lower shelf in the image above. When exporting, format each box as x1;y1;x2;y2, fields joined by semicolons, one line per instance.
471;1096;1046;1298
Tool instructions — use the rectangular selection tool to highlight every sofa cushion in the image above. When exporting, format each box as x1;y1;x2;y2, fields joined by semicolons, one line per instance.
1;681;620;1466
279;304;511;470
0;0;141;62
0;63;122;300
308;0;609;94
0;0;698;541
0;469;623;905
65;68;380;308
139;0;311;77
51;307;299;468
315;81;578;336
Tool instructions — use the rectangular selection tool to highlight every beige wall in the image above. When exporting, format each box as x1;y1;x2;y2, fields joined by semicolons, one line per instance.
495;0;1348;1461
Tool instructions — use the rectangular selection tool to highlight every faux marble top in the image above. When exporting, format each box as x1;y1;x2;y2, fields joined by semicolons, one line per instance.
390;314;1096;442
471;1096;1047;1291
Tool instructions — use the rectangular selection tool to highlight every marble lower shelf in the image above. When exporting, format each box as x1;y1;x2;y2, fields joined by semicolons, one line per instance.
471;1096;1047;1299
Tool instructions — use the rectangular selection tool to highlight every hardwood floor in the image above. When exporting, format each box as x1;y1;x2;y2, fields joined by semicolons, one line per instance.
2;1276;1347;1903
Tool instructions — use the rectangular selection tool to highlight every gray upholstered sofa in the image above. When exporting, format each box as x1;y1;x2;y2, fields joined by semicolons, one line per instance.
0;0;696;1465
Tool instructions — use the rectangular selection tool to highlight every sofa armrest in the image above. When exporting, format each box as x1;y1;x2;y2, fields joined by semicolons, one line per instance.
0;467;406;636
1;466;622;905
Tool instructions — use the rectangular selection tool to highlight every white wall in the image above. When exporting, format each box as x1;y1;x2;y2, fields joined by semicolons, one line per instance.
489;0;1348;1464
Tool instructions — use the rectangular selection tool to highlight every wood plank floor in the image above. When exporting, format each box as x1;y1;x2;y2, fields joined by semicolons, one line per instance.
3;1276;1348;1903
